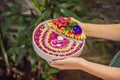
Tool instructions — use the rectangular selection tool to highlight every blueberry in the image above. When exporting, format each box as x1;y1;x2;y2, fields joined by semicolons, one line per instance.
73;25;82;34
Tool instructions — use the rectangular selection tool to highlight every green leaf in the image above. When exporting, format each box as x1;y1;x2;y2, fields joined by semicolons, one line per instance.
45;76;50;80
40;0;46;12
42;73;48;79
0;11;16;17
28;10;51;29
109;51;120;67
29;49;37;58
36;9;51;22
11;54;16;62
18;16;26;45
32;0;41;12
41;59;46;65
70;22;78;26
28;50;37;71
8;46;19;54
64;22;78;31
65;25;72;31
53;9;60;19
15;49;25;66
0;37;10;67
44;63;49;69
30;57;36;71
15;16;26;66
60;8;84;22
49;68;59;74
52;0;60;5
58;1;79;8
2;15;19;32
5;1;17;11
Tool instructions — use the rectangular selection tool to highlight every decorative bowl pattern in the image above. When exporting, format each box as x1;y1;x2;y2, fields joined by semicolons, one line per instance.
33;17;86;61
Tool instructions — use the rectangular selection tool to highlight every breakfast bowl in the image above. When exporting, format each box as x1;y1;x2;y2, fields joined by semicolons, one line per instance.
32;17;86;61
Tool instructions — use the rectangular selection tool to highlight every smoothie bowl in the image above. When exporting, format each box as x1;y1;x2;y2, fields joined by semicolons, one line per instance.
32;17;86;61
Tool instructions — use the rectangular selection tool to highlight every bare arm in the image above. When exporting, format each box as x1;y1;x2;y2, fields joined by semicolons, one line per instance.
71;18;120;41
48;18;120;80
80;58;120;80
81;23;120;41
49;58;120;80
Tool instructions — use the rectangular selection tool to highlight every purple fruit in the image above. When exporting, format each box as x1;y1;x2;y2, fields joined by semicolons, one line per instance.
73;25;82;34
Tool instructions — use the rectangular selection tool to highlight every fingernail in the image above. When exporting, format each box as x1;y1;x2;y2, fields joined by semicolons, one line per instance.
50;61;54;64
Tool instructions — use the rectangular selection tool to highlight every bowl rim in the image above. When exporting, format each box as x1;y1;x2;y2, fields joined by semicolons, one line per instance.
32;19;85;58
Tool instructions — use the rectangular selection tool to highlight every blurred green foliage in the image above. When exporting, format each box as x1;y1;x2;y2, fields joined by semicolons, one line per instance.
0;0;103;80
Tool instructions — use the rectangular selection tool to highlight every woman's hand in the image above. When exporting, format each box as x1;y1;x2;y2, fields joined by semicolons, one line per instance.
48;57;120;80
71;17;120;41
48;57;86;70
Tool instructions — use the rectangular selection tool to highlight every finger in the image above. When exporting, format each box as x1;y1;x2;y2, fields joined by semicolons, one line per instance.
48;63;75;70
53;57;75;65
48;62;63;69
70;17;81;25
47;61;59;67
53;59;67;65
48;62;54;66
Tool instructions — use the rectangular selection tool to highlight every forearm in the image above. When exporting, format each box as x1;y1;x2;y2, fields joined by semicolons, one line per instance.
81;23;120;41
79;59;120;80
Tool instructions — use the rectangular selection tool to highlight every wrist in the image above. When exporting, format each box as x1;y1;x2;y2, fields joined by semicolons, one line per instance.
80;23;91;36
77;58;88;70
81;23;99;37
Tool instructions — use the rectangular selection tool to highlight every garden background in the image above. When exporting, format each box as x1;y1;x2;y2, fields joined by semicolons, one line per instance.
0;0;120;80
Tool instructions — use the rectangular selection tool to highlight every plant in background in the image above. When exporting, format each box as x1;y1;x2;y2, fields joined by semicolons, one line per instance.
30;0;102;28
0;0;103;80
